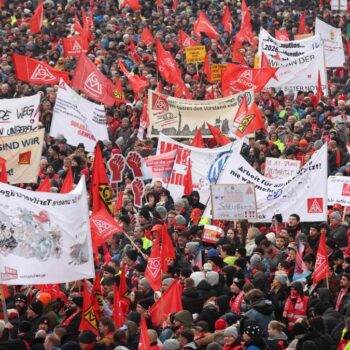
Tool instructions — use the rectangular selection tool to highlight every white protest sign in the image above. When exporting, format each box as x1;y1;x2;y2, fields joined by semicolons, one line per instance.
148;89;254;138
266;46;328;95
265;158;301;180
331;0;347;11
211;184;257;220
50;80;109;152
315;18;345;68
328;176;350;206
204;144;328;222
0;94;40;136
156;133;243;204
0;129;44;184
0;177;94;285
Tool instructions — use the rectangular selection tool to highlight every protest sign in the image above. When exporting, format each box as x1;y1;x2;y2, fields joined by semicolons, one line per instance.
315;18;345;68
201;224;224;244
185;46;206;63
141;150;177;182
331;0;347;11
203;144;327;222
265;158;300;180
50;80;108;152
210;64;228;81
0;176;94;285
0;128;44;184
156;133;243;203
328;176;350;206
266;46;327;95
0;94;40;136
148;89;254;138
211;184;257;220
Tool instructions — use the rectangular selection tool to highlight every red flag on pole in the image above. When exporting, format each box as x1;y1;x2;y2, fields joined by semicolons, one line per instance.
207;123;231;146
79;280;99;336
232;39;246;65
161;224;176;273
0;157;7;184
60;168;73;193
202;54;211;82
139;317;151;350
119;264;128;299
36;176;51;192
140;28;155;45
118;59;148;96
144;238;162;291
74;14;83;33
191;129;205;148
156;0;164;8
113;284;126;329
221;5;233;33
315;70;323;104
178;30;197;48
120;0;141;11
72;54;115;106
90;271;104;320
298;13;306;34
275;28;289;41
313;233;330;284
113;78;126;106
194;11;219;40
30;0;43;34
183;158;193;196
172;0;178;11
62;36;89;57
235;102;265;138
236;0;256;46
260;52;278;80
232;94;249;127
12;54;70;85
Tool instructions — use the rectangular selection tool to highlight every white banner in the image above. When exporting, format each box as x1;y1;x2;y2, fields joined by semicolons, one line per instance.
50;80;109;152
0;177;94;285
204;145;328;222
148;89;254;138
156;133;242;203
315;18;345;68
266;46;328;95
331;0;347;11
0;94;40;136
258;28;322;64
0;129;44;184
211;184;257;220
265;158;301;180
328;176;350;206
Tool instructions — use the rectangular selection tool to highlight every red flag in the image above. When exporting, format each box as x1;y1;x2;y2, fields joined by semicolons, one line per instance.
174;83;192;99
202;54;211;82
113;284;126;328
172;0;178;10
72;54;115;106
74;14;83;33
232;39;246;65
140;28;154;45
113;190;124;214
120;0;141;11
313;233;330;284
233;95;249;124
207;123;231;145
139;96;150;131
156;0;164;7
60;168;73;193
315;70;323;104
12;54;70;85
178;30;196;48
221;64;278;95
145;238;162;291
0;1;4;8
298;13;306;34
62;36;89;57
222;5;232;33
235;102;265;138
275;28;289;41
161;224;176;273
260;52;278;80
90;207;124;253
139;316;151;350
194;11;219;40
113;78;126;106
149;280;182;326
183;158;193;196
191;129;205;148
30;0;43;34
156;80;163;93
91;144;113;213
128;39;142;65
91;271;104;320
237;0;256;46
81;7;92;42
118;59;148;96
36;176;51;192
156;39;184;87
79;280;99;336
119;264;128;299
0;157;7;184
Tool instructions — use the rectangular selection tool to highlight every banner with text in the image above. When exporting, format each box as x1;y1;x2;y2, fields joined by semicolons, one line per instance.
0;129;44;184
328;176;350;206
264;158;300;179
0;177;94;285
148;89;254;138
203;144;328;222
50;80;108;152
0;94;40;136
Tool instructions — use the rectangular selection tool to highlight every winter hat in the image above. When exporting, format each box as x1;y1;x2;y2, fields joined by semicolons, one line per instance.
244;324;262;337
330;211;341;221
29;301;43;316
250;254;262;268
292;323;307;336
72;296;83;309
156;206;167;219
15;294;27;304
174;199;185;208
140;277;151;290
207;249;219;258
174;310;193;328
206;271;219;286
224;326;238;338
18;321;32;333
126;249;138;262
274;274;288;285
163;339;180;350
190;271;206;287
162;278;175;287
175;215;186;226
265;232;276;245
186;241;200;254
139;208;151;221
79;330;97;344
232;278;245;290
37;292;52;306
61;342;81;350
103;266;116;275
215;319;227;330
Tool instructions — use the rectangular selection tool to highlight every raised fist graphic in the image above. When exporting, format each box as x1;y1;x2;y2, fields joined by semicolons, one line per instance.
126;152;143;178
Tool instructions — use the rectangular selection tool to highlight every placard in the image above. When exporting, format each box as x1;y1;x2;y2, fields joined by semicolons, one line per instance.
185;46;206;64
210;64;228;81
201;224;224;244
265;158;301;179
328;176;350;206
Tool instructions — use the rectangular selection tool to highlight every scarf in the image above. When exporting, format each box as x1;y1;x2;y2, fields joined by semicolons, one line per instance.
231;291;244;315
336;288;348;311
60;308;81;327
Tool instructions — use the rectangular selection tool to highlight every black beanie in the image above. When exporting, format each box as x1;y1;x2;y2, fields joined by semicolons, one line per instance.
72;296;84;309
126;249;138;262
29;301;43;316
79;330;97;344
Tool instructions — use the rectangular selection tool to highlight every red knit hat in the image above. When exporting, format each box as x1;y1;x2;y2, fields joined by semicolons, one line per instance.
215;319;227;330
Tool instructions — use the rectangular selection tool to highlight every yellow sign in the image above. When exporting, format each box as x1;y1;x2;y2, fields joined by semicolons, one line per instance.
210;64;227;81
185;46;206;64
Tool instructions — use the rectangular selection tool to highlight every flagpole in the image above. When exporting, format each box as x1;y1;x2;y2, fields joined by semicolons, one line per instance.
326;276;329;289
0;285;8;323
342;206;347;222
122;230;147;260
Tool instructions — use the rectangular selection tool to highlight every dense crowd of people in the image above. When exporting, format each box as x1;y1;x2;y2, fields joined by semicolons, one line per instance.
0;0;350;349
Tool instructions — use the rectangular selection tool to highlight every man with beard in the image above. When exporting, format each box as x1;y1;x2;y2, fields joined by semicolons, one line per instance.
59;297;83;342
14;294;28;318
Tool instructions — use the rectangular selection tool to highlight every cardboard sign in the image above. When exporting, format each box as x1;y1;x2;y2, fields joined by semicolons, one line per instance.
210;64;228;81
185;46;206;64
201;224;224;244
265;158;301;180
328;176;350;206
211;184;257;220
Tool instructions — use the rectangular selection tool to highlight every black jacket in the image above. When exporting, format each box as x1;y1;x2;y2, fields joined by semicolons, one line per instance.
182;287;203;314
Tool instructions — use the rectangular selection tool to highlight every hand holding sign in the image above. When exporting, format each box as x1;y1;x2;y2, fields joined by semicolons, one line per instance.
126;152;143;178
107;154;126;183
132;178;144;208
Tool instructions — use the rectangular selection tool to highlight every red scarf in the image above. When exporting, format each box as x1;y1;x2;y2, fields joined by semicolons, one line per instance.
336;149;341;168
336;288;348;311
60;309;81;327
231;291;244;315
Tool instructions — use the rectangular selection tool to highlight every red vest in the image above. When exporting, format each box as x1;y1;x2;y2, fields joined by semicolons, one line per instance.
283;295;309;330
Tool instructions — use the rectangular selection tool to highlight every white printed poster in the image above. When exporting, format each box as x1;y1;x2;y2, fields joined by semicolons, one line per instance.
315;18;345;68
211;184;257;220
156;133;243;204
0;129;44;184
0;177;94;285
50;80;109;152
331;0;347;11
265;158;301;180
204;145;328;222
148;89;254;138
0;94;40;136
266;46;328;95
328;176;350;206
